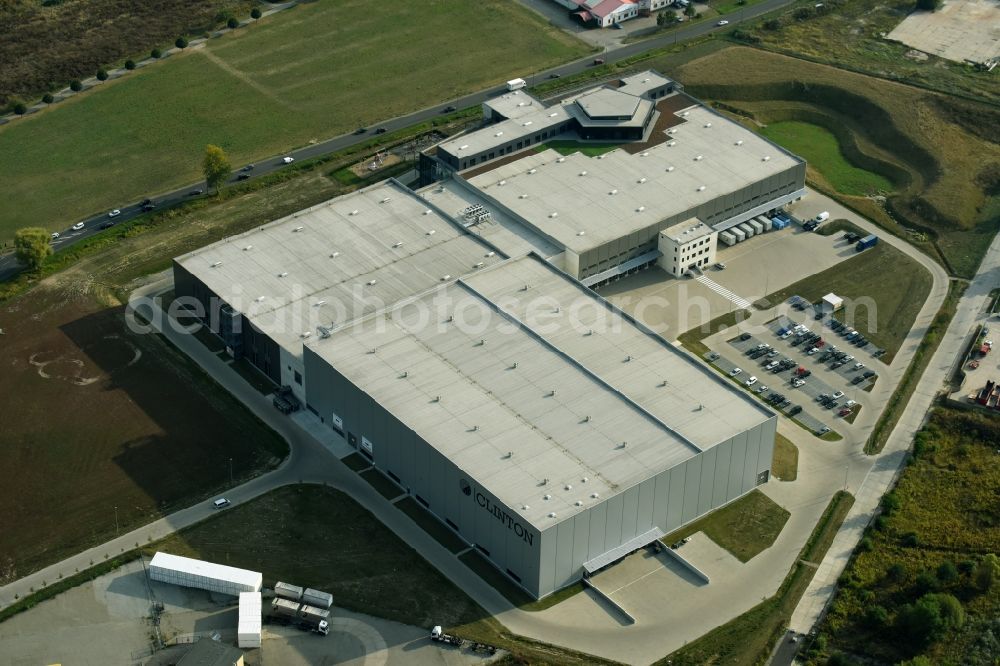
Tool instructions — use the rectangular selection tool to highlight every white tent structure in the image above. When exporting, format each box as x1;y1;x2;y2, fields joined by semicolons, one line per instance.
148;552;262;596
238;592;262;648
822;293;844;312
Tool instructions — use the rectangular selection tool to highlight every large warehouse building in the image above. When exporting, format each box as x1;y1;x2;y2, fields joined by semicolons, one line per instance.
172;69;791;599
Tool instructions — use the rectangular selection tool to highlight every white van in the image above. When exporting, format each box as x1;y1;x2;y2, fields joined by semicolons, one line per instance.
213;498;231;509
506;78;526;91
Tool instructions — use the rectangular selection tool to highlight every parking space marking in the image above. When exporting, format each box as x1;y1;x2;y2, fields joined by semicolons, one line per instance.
695;275;753;310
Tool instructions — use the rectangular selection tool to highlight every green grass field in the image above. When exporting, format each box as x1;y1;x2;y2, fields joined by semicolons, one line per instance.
763;241;932;362
661;489;790;563
0;0;589;239
761;121;893;196
771;433;798;482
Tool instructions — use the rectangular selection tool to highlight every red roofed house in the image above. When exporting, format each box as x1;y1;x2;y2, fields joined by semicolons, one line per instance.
555;0;675;28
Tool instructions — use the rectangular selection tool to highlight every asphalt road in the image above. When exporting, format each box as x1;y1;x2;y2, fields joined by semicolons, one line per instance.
0;0;795;283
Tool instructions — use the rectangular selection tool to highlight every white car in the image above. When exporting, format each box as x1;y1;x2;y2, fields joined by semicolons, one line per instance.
854;362;865;370
730;368;742;377
832;390;844;399
792;378;805;388
50;232;60;240
717;19;729;26
807;347;819;355
213;498;231;509
745;376;758;387
72;222;85;230
282;156;295;164
108;209;121;218
845;399;857;408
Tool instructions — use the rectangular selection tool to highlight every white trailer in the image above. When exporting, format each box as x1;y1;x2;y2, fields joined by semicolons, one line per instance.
738;222;755;238
748;219;764;235
756;215;773;232
148;552;262;596
730;227;746;242
238;592;262;648
720;231;737;246
506;78;526;91
274;581;303;602
302;588;334;610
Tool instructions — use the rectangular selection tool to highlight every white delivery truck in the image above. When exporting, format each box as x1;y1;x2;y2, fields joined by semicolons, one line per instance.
506;78;526;91
720;231;737;246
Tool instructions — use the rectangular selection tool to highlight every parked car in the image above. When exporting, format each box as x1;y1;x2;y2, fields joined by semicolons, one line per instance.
851;375;865;384
832;390;844;399
740;332;752;341
863;370;876;378
715;262;726;270
792;378;805;388
355;127;368;134
745;376;758;387
767;350;779;358
838;408;852;417
442;105;457;113
730;368;742;376
788;405;802;416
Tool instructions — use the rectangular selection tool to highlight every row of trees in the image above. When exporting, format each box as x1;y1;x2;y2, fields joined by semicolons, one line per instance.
8;6;266;115
14;143;235;272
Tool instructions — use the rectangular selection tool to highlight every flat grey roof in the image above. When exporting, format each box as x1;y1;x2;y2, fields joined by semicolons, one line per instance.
466;104;801;254
438;104;570;159
175;180;505;356
484;89;547;120
575;87;641;119
308;255;770;528
617;71;675;98
662;217;713;244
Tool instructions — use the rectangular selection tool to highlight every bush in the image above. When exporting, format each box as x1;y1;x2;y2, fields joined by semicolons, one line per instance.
887;562;907;582
125;59;136;70
937;561;958;583
827;653;858;666
874;515;889;531
915;570;938;594
865;604;889;628
151;48;162;58
793;7;813;20
859;537;874;552
251;7;262;19
901;531;920;547
763;18;782;30
227;17;239;29
975;554;999;591
175;37;188;49
915;0;939;9
69;80;82;92
881;492;901;514
13;102;27;115
42;93;54;104
96;69;108;81
958;559;976;575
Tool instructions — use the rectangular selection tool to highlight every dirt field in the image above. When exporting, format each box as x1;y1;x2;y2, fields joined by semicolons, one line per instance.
887;0;1000;64
0;284;288;582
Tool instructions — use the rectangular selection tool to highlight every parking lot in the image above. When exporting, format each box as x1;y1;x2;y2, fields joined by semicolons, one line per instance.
886;0;1000;64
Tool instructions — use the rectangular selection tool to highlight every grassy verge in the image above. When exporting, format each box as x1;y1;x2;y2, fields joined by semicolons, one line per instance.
359;469;404;501
761;120;893;195
660;490;855;665
459;549;586;612
759;241;932;362
865;281;965;454
806;408;1000;664
772;433;798;482
396;497;468;554
815;219;864;237
677;308;752;357
661;489;790;563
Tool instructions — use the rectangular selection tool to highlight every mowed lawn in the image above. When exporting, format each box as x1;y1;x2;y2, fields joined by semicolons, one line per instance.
761;121;894;196
0;0;589;238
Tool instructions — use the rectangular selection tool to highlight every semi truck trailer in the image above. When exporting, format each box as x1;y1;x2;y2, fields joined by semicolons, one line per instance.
270;598;330;636
856;234;878;252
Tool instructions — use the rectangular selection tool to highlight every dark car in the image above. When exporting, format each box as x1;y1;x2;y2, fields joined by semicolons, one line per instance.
140;198;152;207
141;203;155;212
442;105;457;113
355;127;367;134
548;73;561;79
852;375;865;384
814;311;824;320
863;370;876;378
237;173;250;180
788;405;802;416
740;332;752;341
100;221;116;229
242;164;255;172
375;127;386;134
189;189;204;196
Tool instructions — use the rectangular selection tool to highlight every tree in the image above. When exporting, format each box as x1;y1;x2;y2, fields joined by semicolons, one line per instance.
175;37;188;49
70;80;82;92
657;10;677;26
96;69;108;81
125;59;136;70
227;17;239;29
203;144;232;192
915;0;939;9
937;561;958;583
250;7;261;19
763;18;782;30
881;491;900;514
864;604;889;628
896;593;964;647
42;93;54;104
14;227;53;270
975;554;999;591
684;4;696;16
13;102;27;115
887;562;907;582
151;48;162;59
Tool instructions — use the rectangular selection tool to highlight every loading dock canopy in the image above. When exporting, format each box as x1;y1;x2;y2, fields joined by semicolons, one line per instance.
583;527;665;574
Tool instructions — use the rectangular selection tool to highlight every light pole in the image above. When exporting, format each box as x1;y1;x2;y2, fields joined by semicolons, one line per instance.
228;457;233;486
114;505;119;535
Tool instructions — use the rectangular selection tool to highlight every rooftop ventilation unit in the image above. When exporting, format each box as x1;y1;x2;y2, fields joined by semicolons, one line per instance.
380;197;391;203
498;180;506;186
367;279;377;286
694;155;703;161
697;185;706;191
579;170;587;176
681;111;689;117
519;194;529;199
441;274;451;281
211;261;222;267
494;131;503;137
549;212;558;218
548;512;557;518
523;120;533;126
591;492;600;499
641;151;649;157
735;140;744;146
301;331;311;338
278;271;288;277
544;494;552;500
392;241;403;248
577;231;586;236
666;166;675;172
474;261;484;268
638;177;647;184
350;209;359;216
763;155;771;161
609;189;618;195
293;226;304;232
668;128;677;134
556;157;566;163
668;141;677;147
330;251;340;258
423;209;433;215
575;501;583;507
486;251;496;257
704;122;712;128
255;296;265;302
459;144;469;150
528;168;537;174
243;245;252;251
548;112;558;117
318;326;332;339
564;484;572;490
314;300;326;307
636;206;646;212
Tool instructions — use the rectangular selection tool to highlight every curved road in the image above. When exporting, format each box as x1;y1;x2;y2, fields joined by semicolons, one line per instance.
0;0;796;283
